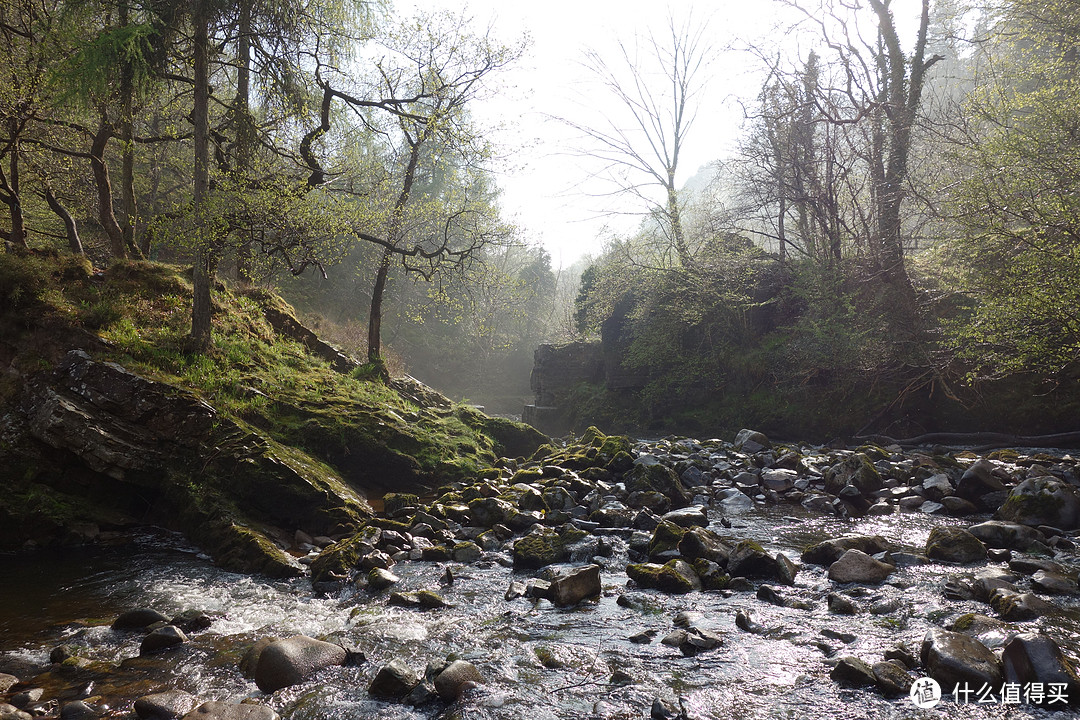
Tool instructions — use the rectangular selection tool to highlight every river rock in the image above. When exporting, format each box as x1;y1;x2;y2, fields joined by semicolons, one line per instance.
254;635;347;693
1032;570;1078;595
112;608;170;631
956;458;1008;502
550;565;601;606
827;549;893;584
368;659;420;699
451;541;482;562
0;675;17;693
827;592;859;615
734;429;770;453
134;691;199;720
661;506;708;528
1009;556;1065;575
367;567;399;591
967;520;1045;551
830;656;876;687
60;702;98;720
9;690;41;710
972;569;1020;602
1002;633;1080;703
140;625;187;655
760;469;797;492
626;464;692;509
727;540;782;581
181;703;277;720
998;477;1080;530
801;535;889;566
678;527;730;564
626;560;700;593
433;660;483;700
647;521;685;560
0;705;31;720
921;628;1002;689
873;661;914;696
824;454;883;495
925;527;986;564
922;474;954;501
989;589;1057;621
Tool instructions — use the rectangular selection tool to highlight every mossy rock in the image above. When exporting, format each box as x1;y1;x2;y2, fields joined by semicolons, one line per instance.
510;468;543;484
512;526;588;569
382;493;420;515
648;520;687;561
626;464;692;508
209;522;303;578
925;527;986;564
626;560;700;594
310;531;374;583
825;454;883;495
478;415;548;460
690;558;731;590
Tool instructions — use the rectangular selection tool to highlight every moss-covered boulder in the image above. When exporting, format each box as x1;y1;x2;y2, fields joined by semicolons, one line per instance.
824;453;883;496
512;526;589;569
647;520;687;561
626;559;701;594
626;464;692;509
998;477;1080;530
926;527;987;564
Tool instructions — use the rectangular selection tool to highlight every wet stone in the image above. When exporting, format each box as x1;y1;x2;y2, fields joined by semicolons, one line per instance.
181;704;277;720
827;549;893;584
369;659;421;699
1032;570;1078;595
925;526;986;564
827;592;859;615
367;567;399;591
140;625;187;656
60;702;97;720
9;691;42;710
433;660;483;700
921;628;1002;689
989;589;1057;621
0;705;31;720
134;691;199;720
1002;633;1080;703
968;521;1045;551
112;608;170;631
873;661;914;696
830;656;876;687
549;565;601;607
0;676;17;693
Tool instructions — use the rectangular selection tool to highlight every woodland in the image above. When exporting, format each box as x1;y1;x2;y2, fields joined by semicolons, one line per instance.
2;0;1079;433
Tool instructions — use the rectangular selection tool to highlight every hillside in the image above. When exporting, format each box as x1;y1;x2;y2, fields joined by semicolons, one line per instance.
0;251;546;575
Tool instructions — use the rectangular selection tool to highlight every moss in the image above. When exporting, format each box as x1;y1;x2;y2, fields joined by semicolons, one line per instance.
382;493;420;515
310;531;371;583
512;526;587;569
952;613;976;632
510;468;543;483
648;520;687;560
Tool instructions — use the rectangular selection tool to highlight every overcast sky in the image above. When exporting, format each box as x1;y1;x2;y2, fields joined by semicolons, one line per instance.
393;0;927;267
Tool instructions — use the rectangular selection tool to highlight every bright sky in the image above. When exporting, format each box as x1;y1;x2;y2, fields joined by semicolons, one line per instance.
394;0;928;268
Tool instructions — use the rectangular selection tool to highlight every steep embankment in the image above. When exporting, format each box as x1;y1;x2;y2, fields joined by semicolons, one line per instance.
0;251;546;574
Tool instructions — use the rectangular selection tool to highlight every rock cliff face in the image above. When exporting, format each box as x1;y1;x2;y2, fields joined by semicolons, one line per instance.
6;349;371;576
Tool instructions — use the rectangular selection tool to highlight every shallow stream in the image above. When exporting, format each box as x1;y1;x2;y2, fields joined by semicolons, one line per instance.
3;500;1078;719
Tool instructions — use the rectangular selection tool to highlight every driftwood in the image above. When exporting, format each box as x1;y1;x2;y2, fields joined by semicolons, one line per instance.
854;431;1080;452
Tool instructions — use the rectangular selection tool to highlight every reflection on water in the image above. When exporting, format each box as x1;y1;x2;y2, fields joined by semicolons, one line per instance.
1;508;1076;720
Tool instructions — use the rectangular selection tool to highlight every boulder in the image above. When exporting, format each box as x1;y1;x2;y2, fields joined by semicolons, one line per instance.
678;527;730;564
180;703;277;720
512;527;587;569
625;464;692;509
873;661;914;696
727;540;781;580
922;474;954;501
112;608;170;631
824;454;883;495
989;589;1057;621
734;429;770;453
660;506;708;529
967;521;1045;551
760;469;797;492
60;702;97;720
253;635;347;693
367;568;399;591
0;676;17;693
955;458;1008;501
830;656;876;687
368;659;420;699
1002;633;1080;704
139;625;187;656
801;535;889;566
925;527;986;564
134;691;199;720
626;561;701;594
827;549;893;585
433;660;483;700
1032;570;1078;595
550;565;602;607
921;628;1002;689
998;477;1080;530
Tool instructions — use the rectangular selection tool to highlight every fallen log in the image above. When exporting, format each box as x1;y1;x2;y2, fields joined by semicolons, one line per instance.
853;431;1080;452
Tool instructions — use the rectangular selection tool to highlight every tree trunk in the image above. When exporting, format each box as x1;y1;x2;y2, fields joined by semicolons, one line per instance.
190;0;213;350
233;0;254;282
90;120;126;259
44;186;84;255
118;0;141;259
4;122;27;248
367;247;393;364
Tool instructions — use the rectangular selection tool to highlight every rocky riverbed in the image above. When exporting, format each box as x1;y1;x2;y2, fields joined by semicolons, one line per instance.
3;428;1080;720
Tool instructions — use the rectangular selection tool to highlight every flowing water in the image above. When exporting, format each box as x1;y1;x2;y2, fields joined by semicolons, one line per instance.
2;507;1078;719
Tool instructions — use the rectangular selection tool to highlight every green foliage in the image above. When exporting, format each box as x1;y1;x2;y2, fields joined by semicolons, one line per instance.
54;22;157;103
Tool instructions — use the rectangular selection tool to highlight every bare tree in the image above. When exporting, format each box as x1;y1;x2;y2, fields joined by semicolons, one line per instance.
562;11;713;267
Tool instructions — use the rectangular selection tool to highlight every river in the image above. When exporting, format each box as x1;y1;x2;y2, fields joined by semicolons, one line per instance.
2;447;1079;719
